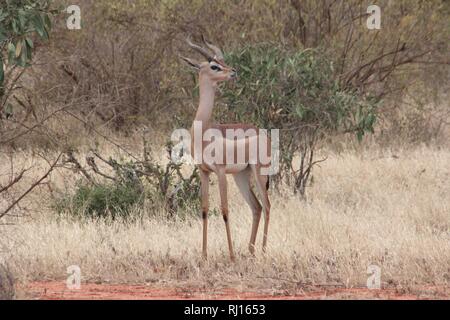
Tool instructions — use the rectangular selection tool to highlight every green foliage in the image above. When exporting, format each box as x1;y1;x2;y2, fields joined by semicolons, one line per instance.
139;140;201;217
221;45;378;138
55;143;201;220
0;0;53;65
219;45;379;196
55;180;144;220
0;0;54;116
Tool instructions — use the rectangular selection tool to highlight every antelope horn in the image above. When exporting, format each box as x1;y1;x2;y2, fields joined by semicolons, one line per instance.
186;38;214;62
201;35;224;62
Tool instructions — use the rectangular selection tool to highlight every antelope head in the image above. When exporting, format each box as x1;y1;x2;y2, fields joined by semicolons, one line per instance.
180;36;237;83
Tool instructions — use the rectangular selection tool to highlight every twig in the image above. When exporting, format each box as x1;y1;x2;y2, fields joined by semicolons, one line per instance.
64;110;141;162
64;151;95;183
86;155;116;181
0;153;62;219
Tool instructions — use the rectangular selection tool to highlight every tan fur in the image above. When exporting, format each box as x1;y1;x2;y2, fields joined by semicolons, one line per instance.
183;39;271;261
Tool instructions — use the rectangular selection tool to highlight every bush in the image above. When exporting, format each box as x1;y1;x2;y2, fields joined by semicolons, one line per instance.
219;45;378;197
222;45;377;138
0;0;54;109
55;180;144;220
55;142;200;220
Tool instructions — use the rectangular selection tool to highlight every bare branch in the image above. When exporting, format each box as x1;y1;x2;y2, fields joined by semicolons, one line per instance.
0;153;62;219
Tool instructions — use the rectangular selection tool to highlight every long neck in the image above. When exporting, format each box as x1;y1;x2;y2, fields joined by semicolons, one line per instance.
194;75;216;127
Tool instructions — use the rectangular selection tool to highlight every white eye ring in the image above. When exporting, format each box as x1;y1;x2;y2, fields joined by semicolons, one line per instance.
210;65;222;71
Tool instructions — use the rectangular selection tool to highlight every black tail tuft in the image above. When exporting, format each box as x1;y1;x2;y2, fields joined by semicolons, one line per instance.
266;177;270;190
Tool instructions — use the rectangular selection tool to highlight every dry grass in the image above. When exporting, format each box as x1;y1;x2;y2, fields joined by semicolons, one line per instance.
0;264;15;300
0;145;449;292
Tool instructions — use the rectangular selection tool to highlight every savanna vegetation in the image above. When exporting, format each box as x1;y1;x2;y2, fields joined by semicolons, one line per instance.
0;0;449;299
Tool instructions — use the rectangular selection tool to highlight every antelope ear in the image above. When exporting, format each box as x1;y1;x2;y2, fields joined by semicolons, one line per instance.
180;56;200;70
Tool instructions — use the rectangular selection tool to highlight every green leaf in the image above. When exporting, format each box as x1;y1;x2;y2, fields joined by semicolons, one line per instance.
0;10;8;23
0;31;6;43
365;113;376;128
26;45;32;61
17;9;26;30
356;131;363;142
240;65;251;73
25;37;34;49
295;105;305;119
7;42;16;64
19;40;28;66
43;14;52;31
15;40;22;58
12;19;19;33
32;14;47;39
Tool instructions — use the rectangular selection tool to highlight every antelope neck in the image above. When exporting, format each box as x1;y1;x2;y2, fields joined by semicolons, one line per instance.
193;74;217;128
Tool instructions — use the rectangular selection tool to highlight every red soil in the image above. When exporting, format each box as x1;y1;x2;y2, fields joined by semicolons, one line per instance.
21;281;449;300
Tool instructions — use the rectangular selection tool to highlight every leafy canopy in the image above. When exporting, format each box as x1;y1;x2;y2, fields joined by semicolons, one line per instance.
220;45;378;140
0;0;54;97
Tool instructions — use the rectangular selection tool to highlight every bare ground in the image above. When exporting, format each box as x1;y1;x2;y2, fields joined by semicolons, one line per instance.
21;281;450;300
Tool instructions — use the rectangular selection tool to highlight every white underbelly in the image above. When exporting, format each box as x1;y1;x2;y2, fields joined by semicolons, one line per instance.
203;162;248;174
224;163;248;174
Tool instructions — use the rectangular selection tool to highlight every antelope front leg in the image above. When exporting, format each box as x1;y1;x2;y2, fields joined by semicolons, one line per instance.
200;170;210;260
217;170;235;261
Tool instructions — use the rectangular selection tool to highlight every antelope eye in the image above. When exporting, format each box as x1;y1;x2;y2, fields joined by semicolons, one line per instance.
210;65;221;71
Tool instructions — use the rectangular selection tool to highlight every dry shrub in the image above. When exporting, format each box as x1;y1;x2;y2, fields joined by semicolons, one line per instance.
376;88;450;146
3;0;448;150
32;0;175;132
0;264;15;300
